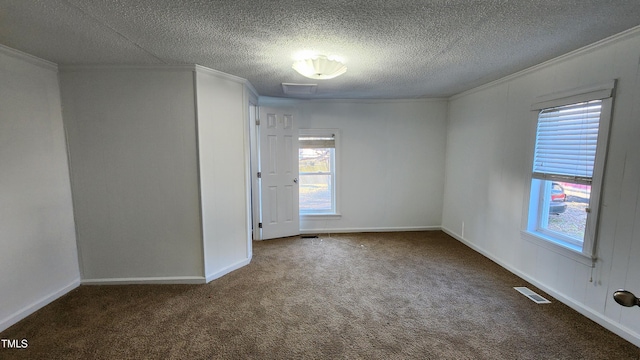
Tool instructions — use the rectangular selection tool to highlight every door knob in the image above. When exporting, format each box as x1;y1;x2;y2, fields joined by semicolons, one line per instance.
293;178;298;183
613;290;640;307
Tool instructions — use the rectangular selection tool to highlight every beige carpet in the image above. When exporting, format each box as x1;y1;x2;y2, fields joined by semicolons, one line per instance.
1;231;638;359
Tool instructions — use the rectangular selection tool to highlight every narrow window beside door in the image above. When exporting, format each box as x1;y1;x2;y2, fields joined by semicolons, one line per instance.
299;129;339;215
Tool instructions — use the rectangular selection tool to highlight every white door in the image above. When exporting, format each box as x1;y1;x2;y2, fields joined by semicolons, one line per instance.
257;107;299;240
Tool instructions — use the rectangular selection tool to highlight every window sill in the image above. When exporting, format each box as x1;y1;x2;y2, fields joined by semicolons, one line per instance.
520;230;595;267
300;213;342;220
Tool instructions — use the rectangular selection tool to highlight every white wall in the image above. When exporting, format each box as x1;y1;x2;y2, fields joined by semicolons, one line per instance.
195;67;252;281
442;27;640;346
60;67;205;283
0;45;80;331
260;98;448;233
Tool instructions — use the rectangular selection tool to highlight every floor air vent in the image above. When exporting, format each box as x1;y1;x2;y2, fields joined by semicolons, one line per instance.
514;287;551;304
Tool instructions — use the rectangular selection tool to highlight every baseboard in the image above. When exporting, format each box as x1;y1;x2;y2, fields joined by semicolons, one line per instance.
300;226;440;235
206;257;252;283
441;226;640;348
0;278;80;332
81;276;206;285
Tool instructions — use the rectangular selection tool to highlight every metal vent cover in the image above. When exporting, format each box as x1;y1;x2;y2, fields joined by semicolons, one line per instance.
514;287;551;304
282;83;318;95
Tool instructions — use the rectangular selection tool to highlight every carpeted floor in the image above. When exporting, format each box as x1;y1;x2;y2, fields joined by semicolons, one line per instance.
1;231;638;359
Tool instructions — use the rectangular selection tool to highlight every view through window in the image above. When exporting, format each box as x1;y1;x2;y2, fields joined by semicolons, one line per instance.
526;97;610;255
538;180;591;245
299;131;337;214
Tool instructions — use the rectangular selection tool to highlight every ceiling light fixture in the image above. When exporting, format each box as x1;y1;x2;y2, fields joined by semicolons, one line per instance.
292;55;347;80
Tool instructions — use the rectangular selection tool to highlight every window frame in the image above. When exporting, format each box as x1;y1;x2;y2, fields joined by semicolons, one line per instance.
298;128;341;218
521;81;615;264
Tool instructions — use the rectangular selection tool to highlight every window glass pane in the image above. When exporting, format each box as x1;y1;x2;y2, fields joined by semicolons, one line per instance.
299;148;331;173
539;180;591;242
299;174;332;212
299;147;334;213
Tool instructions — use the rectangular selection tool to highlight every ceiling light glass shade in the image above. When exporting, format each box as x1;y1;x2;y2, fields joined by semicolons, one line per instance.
292;55;347;79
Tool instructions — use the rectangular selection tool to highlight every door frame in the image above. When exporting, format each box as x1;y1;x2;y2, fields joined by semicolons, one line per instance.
249;104;261;240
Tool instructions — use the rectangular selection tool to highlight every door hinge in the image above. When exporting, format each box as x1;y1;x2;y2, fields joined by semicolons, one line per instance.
258;222;262;228
257;172;262;178
256;119;260;126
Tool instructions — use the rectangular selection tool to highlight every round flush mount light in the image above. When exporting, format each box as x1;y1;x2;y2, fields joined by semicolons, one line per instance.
292;55;347;80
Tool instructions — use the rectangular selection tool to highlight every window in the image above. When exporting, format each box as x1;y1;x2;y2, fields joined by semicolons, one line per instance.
523;82;615;261
299;129;339;215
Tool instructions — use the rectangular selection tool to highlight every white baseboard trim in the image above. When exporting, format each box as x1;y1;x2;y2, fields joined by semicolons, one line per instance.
81;276;206;285
206;257;252;283
300;226;440;235
441;226;640;348
0;278;80;332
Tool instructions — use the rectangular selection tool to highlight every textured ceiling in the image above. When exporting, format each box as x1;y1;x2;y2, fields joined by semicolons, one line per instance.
1;0;640;99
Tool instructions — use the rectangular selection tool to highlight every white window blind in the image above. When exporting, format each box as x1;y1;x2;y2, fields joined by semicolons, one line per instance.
532;100;602;185
299;135;335;149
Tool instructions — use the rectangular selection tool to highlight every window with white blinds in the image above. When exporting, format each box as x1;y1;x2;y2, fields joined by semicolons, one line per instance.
298;135;335;149
523;81;615;262
532;100;602;184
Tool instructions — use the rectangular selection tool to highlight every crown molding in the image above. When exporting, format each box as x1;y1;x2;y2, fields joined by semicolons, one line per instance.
58;63;260;99
258;96;447;106
450;25;640;101
194;64;258;96
0;44;57;71
58;64;194;72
